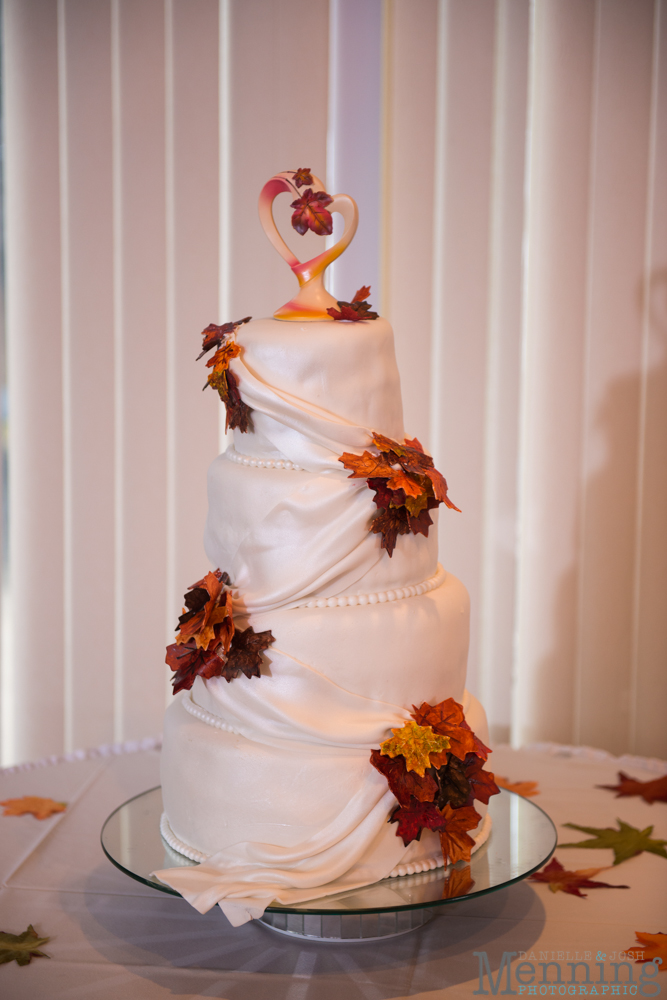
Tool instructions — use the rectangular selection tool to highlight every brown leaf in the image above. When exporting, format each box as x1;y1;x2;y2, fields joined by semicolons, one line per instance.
495;776;539;797
220;626;275;682
442;864;475;899
370;506;410;557
529;857;629;898
223;369;254;433
327;291;379;322
465;755;501;804
166;638;226;695
390;799;447;846
291;188;333;236
0;796;66;820
434;755;471;809
411;699;476;762
625;932;667;968
175;571;233;652
292;167;313;188
438;802;481;865
597;771;667;805
370;749;438;806
197;317;250;360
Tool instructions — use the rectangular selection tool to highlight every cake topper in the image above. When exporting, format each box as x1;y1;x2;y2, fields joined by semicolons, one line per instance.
258;169;359;321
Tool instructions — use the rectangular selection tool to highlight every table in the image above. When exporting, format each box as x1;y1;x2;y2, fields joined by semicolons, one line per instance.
1;738;665;999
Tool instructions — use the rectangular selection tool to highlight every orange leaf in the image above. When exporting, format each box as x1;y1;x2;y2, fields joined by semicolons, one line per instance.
352;285;371;302
529;857;629;898
425;467;461;511
438;802;481;865
442;864;475;899
598;772;667;805
411;698;476;761
496;776;540;798
1;796;67;820
626;932;667;968
385;467;424;499
339;450;395;480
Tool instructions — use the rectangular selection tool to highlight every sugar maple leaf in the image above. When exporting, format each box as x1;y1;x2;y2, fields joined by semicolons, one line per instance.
425;468;461;511
0;925;50;966
626;932;667;969
442;864;475;899
460;717;491;761
370;748;438;806
435;754;471;809
496;776;539;797
353;285;371;302
370;506;411;556
291;188;333;235
339;450;396;481
196;317;250;360
407;503;437;537
380;721;450;777
464;755;500;804
529;856;629;898
390;799;446;846
166;639;226;694
292;167;313;188
411;698;476;762
0;796;67;820
176;571;233;652
220;626;275;682
205;339;242;372
439;802;481;865
559;820;667;865
597;772;667;805
327;287;379;321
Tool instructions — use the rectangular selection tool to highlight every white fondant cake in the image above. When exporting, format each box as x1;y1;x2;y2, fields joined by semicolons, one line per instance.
155;314;492;926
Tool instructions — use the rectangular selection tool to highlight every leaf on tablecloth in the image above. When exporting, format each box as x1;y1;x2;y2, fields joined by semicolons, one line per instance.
528;856;629;898
496;776;540;797
438;803;481;865
559;820;667;865
598;772;667;805
0;926;50;965
380;721;450;777
442;864;475;899
625;931;667;968
0;796;66;820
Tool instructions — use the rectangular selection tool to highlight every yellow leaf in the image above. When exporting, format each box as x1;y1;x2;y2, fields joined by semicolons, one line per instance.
380;721;450;777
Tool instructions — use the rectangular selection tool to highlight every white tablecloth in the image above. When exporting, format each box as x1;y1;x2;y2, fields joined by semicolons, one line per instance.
1;739;665;999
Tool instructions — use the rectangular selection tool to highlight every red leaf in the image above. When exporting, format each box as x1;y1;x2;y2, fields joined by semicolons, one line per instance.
529;857;629;898
167;639;225;695
390;799;446;846
292;167;313;188
464;754;500;805
370;506;410;557
291;188;333;236
370;749;438;807
197;317;250;360
597;772;667;805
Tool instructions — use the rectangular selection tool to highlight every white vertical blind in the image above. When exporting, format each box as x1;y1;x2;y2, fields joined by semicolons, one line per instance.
2;0;665;765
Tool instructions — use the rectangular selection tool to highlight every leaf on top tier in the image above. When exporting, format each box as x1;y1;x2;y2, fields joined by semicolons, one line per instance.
197;317;251;360
528;857;629;898
411;698;476;762
292;167;314;188
370;748;438;807
0;925;51;966
198;316;254;433
0;796;67;820
327;286;379;322
390;799;447;846
597;771;667;805
220;626;275;683
559;820;667;865
380;721;450;777
290;188;334;235
438;802;482;865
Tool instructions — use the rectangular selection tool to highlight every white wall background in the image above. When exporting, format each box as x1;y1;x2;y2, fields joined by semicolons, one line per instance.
1;0;665;766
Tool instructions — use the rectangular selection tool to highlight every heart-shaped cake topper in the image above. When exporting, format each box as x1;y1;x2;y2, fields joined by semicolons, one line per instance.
258;171;358;321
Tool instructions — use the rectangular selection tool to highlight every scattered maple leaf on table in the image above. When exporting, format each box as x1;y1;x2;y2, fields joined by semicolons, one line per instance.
495;776;540;797
0;925;50;965
559;820;667;865
220;626;275;682
597;772;667;805
528;856;629;898
438;803;482;865
292;167;313;188
0;796;67;820
442;864;475;900
380;721;450;777
290;188;333;235
625;932;667;969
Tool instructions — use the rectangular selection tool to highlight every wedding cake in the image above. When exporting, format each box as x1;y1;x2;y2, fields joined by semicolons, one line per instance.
153;171;497;927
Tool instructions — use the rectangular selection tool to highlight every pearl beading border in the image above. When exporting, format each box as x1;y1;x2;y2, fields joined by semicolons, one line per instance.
159;810;492;877
225;447;303;471
181;693;241;735
300;563;446;609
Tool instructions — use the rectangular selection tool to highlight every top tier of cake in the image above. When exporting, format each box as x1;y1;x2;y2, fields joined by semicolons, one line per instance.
203;316;441;616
